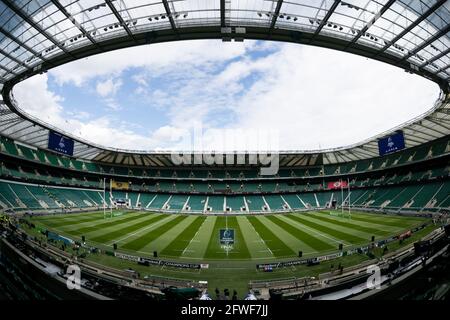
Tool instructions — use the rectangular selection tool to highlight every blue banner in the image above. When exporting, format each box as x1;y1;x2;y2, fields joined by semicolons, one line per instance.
378;131;405;156
48;131;74;156
220;229;235;245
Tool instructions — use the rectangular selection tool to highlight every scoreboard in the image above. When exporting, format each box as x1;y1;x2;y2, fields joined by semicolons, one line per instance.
48;131;74;156
378;131;405;156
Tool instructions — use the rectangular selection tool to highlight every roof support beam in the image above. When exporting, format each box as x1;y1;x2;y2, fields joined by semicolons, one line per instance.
105;0;137;42
1;119;22;132
404;136;428;145
283;156;297;167
375;0;447;56
269;0;284;32
322;152;332;164
0;48;30;70
141;155;151;166
359;144;379;151
399;23;450;63
0;26;48;63
2;0;72;57
0;64;17;77
291;155;306;166
435;63;450;75
131;155;137;166
420;47;450;68
336;151;353;163
426;117;450;131
162;0;177;31
13;127;46;140
428;116;450;124
94;152;110;162
220;0;226;27
112;152;119;164
7;123;35;136
73;147;91;158
76;148;99;159
30;136;49;146
50;0;102;51
417;121;447;137
25;131;48;142
346;0;395;48
311;0;340;40
434;108;450;115
345;149;360;161
352;148;377;158
0;109;15;118
404;130;437;143
0;117;21;127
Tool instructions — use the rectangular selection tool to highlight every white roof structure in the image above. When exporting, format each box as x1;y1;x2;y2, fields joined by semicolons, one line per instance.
0;0;449;166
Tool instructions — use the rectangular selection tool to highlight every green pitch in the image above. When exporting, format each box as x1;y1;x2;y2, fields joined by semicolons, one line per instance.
30;210;428;261
25;210;434;294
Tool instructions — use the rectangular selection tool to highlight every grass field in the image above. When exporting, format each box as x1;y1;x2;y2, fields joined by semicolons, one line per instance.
30;210;428;261
26;210;433;295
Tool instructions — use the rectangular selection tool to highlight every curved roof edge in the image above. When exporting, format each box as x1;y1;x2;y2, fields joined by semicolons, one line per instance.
1;87;448;167
0;0;449;166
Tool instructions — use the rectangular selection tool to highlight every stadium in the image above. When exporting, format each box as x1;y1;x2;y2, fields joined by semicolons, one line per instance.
0;0;449;304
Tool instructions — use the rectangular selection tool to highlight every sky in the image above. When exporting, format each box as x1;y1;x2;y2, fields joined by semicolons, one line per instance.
13;39;439;152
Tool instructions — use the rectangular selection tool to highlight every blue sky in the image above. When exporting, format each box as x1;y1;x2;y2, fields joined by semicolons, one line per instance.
14;40;439;151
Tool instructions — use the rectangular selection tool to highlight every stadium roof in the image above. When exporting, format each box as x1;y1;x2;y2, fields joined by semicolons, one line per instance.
0;0;449;166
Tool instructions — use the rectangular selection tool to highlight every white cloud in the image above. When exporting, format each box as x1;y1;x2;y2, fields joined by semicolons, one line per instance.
13;75;157;150
14;41;440;151
132;73;149;87
96;78;122;97
67;110;91;120
12;74;64;125
228;45;439;150
50;40;257;86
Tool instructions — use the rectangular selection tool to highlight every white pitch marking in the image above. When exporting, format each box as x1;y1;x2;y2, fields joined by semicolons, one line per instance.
282;214;350;246
181;217;208;256
107;214;171;245
247;218;273;256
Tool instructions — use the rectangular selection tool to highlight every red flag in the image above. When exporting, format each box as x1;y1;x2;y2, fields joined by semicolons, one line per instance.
327;180;348;189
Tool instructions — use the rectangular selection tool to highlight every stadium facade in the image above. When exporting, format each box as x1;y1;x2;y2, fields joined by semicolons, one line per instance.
0;0;449;301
